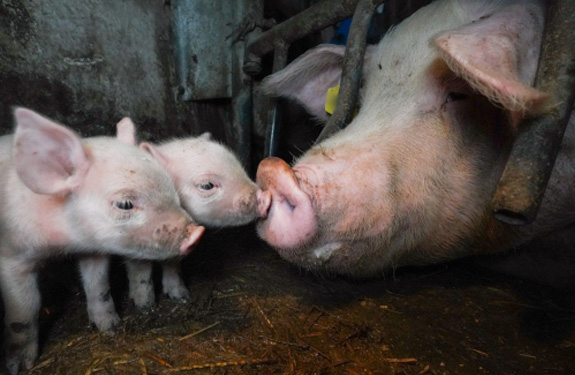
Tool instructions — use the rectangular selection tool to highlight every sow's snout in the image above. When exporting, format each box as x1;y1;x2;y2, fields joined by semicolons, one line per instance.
255;157;317;250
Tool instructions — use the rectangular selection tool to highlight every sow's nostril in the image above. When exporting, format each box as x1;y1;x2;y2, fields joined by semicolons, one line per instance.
179;224;205;254
256;190;272;219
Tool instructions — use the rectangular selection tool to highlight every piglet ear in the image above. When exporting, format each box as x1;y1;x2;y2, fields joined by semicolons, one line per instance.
13;107;91;195
434;3;548;116
116;117;137;145
140;142;169;169
198;132;212;141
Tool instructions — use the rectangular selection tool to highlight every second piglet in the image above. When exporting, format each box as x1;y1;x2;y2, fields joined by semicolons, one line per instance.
120;120;259;309
0;108;205;374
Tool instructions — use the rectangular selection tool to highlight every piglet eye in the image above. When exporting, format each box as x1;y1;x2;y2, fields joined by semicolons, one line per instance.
199;182;215;191
115;200;134;210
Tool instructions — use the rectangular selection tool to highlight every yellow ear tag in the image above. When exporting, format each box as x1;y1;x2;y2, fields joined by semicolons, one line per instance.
324;84;358;117
324;85;340;115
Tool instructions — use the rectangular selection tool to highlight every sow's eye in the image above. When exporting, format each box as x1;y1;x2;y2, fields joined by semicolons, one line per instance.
199;182;215;191
115;200;134;210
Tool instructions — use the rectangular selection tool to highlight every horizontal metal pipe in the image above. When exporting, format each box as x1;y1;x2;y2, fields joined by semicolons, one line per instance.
492;0;575;225
316;0;383;143
247;0;361;59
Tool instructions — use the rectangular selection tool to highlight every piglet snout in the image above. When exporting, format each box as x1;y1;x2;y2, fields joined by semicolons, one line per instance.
256;189;271;219
180;223;205;254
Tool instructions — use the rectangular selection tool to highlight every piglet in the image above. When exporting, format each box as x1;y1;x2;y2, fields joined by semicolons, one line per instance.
0;108;205;374
113;121;259;309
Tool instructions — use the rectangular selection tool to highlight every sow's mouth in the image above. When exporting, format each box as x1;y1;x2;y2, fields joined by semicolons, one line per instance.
255;157;317;250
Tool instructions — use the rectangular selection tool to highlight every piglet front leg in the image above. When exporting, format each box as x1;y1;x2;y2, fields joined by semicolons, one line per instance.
78;256;121;332
125;259;155;311
161;260;190;300
125;259;189;310
0;256;40;375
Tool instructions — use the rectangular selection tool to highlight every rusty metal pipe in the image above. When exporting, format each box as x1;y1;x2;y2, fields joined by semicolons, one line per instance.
316;0;383;143
492;0;575;225
246;0;362;61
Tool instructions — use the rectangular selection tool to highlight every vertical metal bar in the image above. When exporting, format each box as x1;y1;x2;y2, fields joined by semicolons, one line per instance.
315;0;383;143
231;0;262;169
491;0;575;225
172;0;193;101
264;41;290;158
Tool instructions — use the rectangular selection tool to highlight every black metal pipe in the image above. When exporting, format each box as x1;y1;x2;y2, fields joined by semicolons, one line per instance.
492;0;575;225
316;0;382;143
246;0;361;61
264;41;290;157
231;0;263;170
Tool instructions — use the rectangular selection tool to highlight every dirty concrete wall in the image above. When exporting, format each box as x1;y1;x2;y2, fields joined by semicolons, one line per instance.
0;0;232;143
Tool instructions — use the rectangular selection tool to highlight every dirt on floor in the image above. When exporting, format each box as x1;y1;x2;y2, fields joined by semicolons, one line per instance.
4;225;575;375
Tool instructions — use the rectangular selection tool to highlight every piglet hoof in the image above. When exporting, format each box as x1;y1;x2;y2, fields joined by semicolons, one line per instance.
5;343;37;375
91;311;122;334
130;284;156;312
134;299;156;313
163;283;191;301
4;320;39;375
161;261;189;301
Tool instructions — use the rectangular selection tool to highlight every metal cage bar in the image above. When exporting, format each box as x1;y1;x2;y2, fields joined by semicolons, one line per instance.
316;0;381;143
492;0;575;225
243;0;382;158
246;0;363;61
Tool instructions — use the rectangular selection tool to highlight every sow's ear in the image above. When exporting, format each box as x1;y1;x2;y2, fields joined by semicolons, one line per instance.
116;117;138;145
260;44;374;121
13;107;91;195
433;3;548;118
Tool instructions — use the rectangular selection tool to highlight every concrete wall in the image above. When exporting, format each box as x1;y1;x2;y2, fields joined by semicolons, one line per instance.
0;0;232;142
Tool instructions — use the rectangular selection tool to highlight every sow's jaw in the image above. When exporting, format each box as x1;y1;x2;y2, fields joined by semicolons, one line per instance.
256;157;384;276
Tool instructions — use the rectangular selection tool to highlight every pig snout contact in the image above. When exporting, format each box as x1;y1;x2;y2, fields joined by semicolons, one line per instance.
233;184;260;220
256;157;317;249
256;189;272;219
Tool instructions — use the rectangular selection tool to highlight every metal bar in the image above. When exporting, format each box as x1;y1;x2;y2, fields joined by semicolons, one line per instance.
264;41;290;157
246;0;361;60
231;0;263;169
316;0;382;143
492;0;575;225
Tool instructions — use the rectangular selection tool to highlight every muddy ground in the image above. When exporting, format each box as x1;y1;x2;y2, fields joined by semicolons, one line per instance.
4;226;574;375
